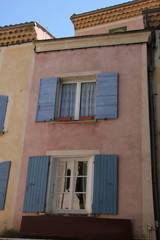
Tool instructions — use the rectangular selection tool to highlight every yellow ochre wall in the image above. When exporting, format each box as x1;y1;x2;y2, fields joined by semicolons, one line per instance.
0;43;35;235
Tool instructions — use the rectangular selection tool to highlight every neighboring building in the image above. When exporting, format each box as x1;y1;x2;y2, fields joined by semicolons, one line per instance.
70;0;160;36
0;22;53;235
143;6;160;239
12;29;154;240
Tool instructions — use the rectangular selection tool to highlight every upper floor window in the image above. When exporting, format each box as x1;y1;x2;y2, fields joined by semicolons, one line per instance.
109;26;127;34
36;73;118;122
59;81;96;120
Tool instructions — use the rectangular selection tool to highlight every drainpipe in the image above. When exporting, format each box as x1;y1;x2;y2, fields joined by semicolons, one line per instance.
148;31;160;240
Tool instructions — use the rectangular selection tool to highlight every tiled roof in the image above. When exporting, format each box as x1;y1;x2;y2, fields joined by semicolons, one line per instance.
143;7;160;28
71;0;160;31
0;22;54;47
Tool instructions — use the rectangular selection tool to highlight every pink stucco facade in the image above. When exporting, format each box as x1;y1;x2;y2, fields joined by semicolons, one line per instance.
13;42;145;238
75;17;144;36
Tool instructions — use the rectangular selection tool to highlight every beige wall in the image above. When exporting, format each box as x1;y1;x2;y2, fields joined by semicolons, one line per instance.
0;43;35;234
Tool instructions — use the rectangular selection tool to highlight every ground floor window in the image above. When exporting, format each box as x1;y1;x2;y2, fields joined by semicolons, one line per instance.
23;154;118;215
46;157;93;214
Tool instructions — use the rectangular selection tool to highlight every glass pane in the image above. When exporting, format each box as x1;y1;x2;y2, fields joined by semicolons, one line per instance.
74;177;87;193
60;83;76;119
74;161;87;176
58;161;72;177
80;82;96;117
73;193;86;209
57;177;71;193
56;193;70;210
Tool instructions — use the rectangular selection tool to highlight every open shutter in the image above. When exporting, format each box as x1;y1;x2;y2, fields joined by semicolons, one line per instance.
0;161;11;210
96;73;118;119
36;78;58;122
45;158;57;213
93;155;118;214
23;156;50;212
0;95;8;133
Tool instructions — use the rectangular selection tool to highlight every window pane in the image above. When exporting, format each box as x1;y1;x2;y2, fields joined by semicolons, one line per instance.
56;193;70;210
75;177;87;192
57;177;71;193
74;161;87;176
58;161;72;177
57;161;72;194
74;161;87;210
56;160;88;211
80;82;96;117
60;84;76;119
73;193;86;209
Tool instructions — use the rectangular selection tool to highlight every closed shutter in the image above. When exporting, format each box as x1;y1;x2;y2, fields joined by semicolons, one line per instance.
0;95;8;133
0;161;11;210
96;73;118;119
93;155;118;214
23;156;50;212
36;78;58;122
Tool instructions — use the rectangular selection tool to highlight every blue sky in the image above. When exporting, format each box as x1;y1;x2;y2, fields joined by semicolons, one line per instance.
1;0;131;38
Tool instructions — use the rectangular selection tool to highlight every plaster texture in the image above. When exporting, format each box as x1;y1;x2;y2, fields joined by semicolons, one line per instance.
75;17;144;36
13;43;153;239
0;44;35;235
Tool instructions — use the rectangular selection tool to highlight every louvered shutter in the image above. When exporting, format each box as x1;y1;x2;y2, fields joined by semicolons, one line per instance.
36;78;58;122
0;95;8;133
96;73;118;119
93;155;118;214
23;156;50;212
45;158;57;213
0;161;11;210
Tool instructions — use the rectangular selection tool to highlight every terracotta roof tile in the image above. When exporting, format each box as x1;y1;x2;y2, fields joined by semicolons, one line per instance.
0;22;54;47
143;7;160;28
71;0;160;31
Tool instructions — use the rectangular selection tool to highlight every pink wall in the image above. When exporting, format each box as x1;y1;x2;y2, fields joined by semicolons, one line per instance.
75;17;144;36
14;44;142;237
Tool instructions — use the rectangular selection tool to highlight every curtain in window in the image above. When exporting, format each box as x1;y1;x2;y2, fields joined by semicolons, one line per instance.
60;84;76;119
80;82;96;117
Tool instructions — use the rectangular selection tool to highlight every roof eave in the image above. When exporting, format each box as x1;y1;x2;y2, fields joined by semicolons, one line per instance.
70;0;146;20
34;29;152;53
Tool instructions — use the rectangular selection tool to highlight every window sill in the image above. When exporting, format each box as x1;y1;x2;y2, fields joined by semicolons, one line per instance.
50;119;97;124
0;130;6;135
45;210;89;215
79;116;93;120
51;116;96;123
57;116;94;122
58;117;72;121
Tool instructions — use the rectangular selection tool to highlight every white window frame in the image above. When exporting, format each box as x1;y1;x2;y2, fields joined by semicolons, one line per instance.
46;155;94;214
58;80;96;120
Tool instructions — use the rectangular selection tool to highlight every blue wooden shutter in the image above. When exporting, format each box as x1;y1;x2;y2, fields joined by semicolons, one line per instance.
23;156;50;212
96;73;118;119
0;95;8;133
36;78;58;122
93;155;118;214
0;161;11;210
